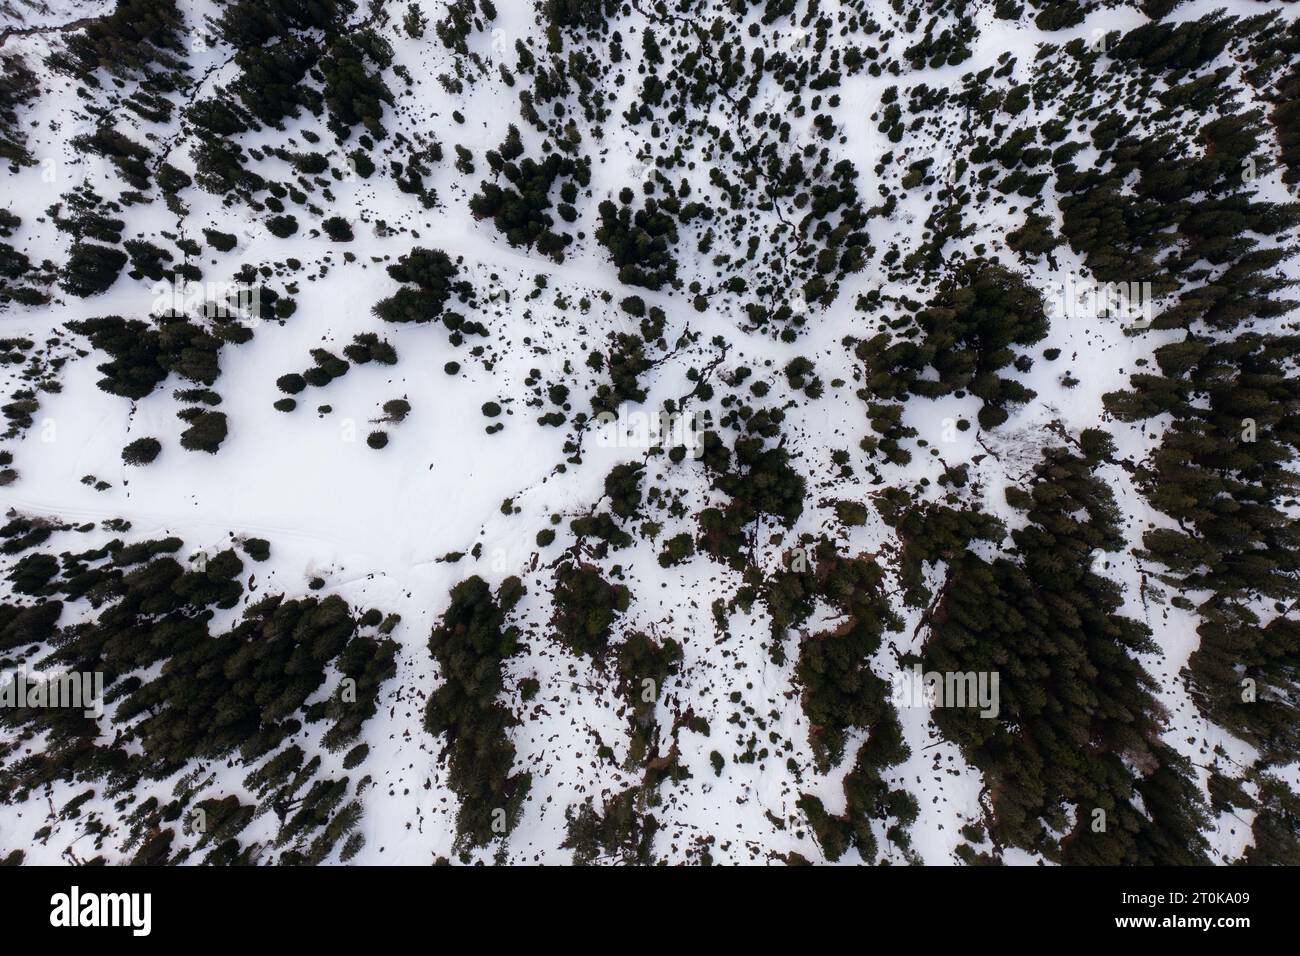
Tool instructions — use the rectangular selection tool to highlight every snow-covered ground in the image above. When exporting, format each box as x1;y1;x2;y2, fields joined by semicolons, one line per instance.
0;0;1296;864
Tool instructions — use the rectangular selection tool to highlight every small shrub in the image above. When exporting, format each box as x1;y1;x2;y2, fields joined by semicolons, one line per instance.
121;436;161;465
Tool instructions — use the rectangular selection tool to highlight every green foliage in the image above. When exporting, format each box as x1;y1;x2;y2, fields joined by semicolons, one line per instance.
858;258;1047;446
1244;774;1300;865
697;425;807;569
569;511;632;551
178;410;227;454
319;30;394;140
343;332;397;365
563;787;658;865
7;553;59;596
0;529;395;865
0;55;39;166
425;576;530;852
1186;602;1300;765
121;436;161;466
603;462;643;519
242;538;271;561
58;0;186;81
657;533;694;568
590;334;652;416
322;216;353;241
203;229;238;252
543;0;617;29
469;151;587;261
919;438;1210;864
69;313;244;402
1105;333;1300;604
266;214;298;238
595;196;679;290
551;562;628;656
59;242;127;297
372;247;463;324
794;546;903;771
616;630;681;762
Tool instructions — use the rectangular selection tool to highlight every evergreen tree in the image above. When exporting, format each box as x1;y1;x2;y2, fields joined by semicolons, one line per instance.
424;575;531;851
918;434;1210;864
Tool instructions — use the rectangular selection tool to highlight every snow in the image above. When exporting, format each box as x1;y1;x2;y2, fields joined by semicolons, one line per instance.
0;0;1296;865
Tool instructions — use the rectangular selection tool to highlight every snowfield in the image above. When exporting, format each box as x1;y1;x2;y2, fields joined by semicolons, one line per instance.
0;0;1296;865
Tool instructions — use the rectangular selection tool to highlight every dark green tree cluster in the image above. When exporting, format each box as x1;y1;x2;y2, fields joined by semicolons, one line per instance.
696;413;807;570
891;503;1006;609
469;152;589;261
54;0;188;83
303;348;350;387
542;0;617;29
858;258;1047;456
1250;16;1300;186
74;124;157;190
613;12;870;326
191;135;264;198
319;30;395;140
1105;334;1300;602
0;55;38;167
177;408;228;454
917;434;1211;864
48;185;124;246
1086;87;1300;784
372;247;467;325
117;592;389;773
1108;10;1239;74
0;528;396;863
604;462;644;519
229;37;317;128
797;710;915;864
1104;333;1300;771
1057;102;1296;313
563;786;658;864
594;194;680;291
568;510;632;552
185;0;385;201
588;333;652;417
68;313;248;399
59;243;128;298
343;331;398;366
322;216;353;241
1243;774;1300;865
615;631;682;764
424;575;531;852
657;533;694;568
432;0;487;54
216;0;354;50
569;463;644;553
123;239;178;282
902;5;976;69
1186;603;1300;767
188;794;255;860
1026;0;1099;31
276;780;364;865
551;561;629;657
0;212;47;306
0;599;62;660
67;313;247;453
789;544;904;769
770;539;916;862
